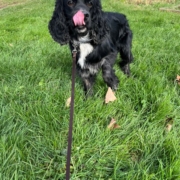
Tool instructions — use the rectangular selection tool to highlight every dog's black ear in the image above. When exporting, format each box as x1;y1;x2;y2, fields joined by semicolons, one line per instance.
48;0;70;45
90;1;108;44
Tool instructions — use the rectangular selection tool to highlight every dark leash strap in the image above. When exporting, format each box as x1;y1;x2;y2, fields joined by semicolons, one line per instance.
66;47;77;180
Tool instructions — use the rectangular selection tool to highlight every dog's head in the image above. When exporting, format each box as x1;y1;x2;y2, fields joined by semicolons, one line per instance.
48;0;107;45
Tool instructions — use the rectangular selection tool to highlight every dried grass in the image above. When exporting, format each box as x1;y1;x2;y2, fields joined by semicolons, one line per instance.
126;0;176;5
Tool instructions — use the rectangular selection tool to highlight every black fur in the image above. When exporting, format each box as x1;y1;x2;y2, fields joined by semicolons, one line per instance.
49;0;133;96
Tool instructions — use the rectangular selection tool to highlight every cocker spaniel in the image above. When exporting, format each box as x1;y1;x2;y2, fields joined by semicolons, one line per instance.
48;0;133;96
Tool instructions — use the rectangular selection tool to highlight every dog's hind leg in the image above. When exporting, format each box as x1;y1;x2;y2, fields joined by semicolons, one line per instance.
119;29;133;76
119;48;133;76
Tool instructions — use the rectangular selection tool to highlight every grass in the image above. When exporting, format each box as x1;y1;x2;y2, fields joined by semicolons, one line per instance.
0;0;180;179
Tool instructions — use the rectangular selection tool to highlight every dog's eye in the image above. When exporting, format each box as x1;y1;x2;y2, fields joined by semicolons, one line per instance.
67;0;75;7
86;0;93;8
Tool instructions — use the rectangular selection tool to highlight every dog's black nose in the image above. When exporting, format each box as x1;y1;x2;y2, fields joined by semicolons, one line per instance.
80;9;90;19
84;12;90;22
84;13;89;18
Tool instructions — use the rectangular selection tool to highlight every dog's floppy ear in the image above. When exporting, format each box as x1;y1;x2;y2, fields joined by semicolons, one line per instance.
90;1;108;44
48;0;70;45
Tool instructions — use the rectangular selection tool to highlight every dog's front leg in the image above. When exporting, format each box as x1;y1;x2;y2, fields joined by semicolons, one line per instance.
102;53;119;91
78;69;96;97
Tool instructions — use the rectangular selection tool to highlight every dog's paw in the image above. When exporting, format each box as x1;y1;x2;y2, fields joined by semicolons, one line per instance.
120;64;130;77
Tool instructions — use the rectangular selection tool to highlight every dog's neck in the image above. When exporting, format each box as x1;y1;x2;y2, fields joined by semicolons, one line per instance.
72;33;92;51
78;33;91;43
73;33;91;45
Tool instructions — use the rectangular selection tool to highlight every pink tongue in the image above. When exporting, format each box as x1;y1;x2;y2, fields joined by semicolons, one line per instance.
73;11;85;26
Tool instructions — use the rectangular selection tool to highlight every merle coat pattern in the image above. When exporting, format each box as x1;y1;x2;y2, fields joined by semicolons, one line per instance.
49;0;133;96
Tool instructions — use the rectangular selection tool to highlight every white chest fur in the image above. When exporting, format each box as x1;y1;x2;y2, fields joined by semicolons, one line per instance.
78;43;93;68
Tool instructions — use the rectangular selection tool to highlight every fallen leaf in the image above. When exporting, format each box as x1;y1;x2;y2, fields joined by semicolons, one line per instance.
107;118;120;130
107;118;116;129
66;97;71;107
176;75;180;85
165;117;174;132
113;124;121;129
166;124;173;132
105;87;117;104
131;153;139;162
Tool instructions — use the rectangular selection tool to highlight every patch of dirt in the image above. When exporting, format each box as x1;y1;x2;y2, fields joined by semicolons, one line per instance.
126;0;176;5
0;1;28;10
160;5;180;13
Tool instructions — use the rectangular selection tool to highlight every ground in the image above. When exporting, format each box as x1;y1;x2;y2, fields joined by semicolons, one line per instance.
0;0;180;179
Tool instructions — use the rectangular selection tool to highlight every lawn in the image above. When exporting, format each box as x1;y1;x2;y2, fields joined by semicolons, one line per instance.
0;0;180;179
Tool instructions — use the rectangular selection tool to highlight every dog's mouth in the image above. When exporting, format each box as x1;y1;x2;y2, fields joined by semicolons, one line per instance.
76;25;87;33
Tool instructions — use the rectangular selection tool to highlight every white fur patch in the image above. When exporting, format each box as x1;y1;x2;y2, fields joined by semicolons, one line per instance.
78;43;93;69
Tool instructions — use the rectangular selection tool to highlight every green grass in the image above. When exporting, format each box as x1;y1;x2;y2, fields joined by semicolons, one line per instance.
0;0;180;179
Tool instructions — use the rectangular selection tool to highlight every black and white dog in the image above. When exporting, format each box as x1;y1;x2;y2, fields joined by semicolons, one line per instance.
49;0;133;96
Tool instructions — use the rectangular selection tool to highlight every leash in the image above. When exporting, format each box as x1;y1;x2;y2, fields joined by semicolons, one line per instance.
66;46;77;180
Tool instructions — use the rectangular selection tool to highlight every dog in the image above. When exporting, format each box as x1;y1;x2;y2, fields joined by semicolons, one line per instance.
48;0;133;96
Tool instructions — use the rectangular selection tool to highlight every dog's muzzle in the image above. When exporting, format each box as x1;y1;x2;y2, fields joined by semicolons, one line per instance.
73;10;90;33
